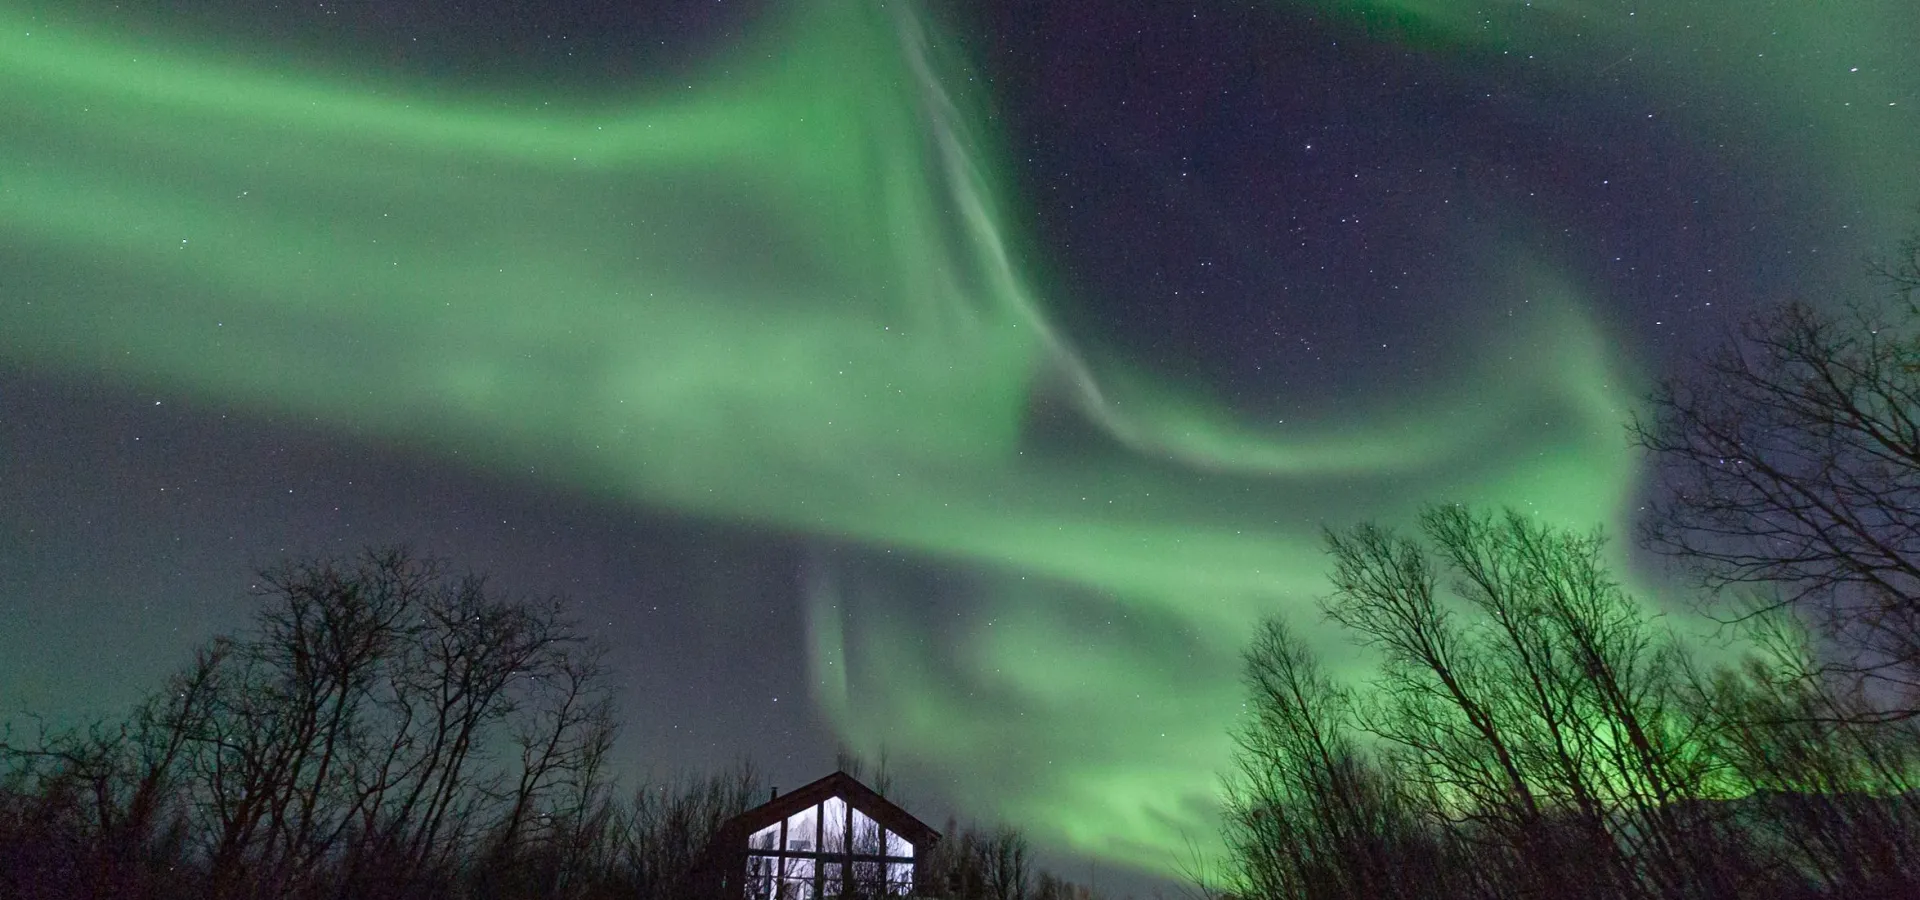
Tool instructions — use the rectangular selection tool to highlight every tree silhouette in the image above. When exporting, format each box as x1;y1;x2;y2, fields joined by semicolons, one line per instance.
2;548;617;900
1221;504;1920;900
2;549;1097;900
1633;246;1920;716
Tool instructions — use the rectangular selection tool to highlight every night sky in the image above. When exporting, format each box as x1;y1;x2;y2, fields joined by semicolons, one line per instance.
3;0;1917;890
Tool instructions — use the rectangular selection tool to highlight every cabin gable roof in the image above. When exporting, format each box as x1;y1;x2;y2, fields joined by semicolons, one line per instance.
720;770;940;847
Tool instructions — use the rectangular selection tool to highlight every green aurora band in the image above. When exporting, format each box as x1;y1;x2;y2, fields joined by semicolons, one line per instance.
2;0;1915;877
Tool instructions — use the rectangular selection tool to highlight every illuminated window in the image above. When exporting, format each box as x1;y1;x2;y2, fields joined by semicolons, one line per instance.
735;776;926;899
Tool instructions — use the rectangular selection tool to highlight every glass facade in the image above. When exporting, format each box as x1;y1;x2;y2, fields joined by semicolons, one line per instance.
744;796;916;898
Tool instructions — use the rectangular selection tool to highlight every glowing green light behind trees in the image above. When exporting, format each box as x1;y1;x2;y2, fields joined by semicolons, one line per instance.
2;0;1915;877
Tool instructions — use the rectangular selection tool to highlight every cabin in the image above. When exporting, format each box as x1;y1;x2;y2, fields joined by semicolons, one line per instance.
703;770;941;899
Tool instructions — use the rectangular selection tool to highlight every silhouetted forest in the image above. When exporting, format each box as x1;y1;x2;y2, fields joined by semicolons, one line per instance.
8;250;1917;899
1216;507;1920;900
1214;247;1920;900
0;551;1094;900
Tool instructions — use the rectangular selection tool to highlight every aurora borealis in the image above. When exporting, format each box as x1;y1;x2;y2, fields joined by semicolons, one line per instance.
3;0;1916;888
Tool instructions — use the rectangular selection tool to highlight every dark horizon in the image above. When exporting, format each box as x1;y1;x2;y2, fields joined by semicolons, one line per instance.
4;0;1917;893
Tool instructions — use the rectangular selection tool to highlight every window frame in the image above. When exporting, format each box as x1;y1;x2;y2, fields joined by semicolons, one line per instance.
744;795;916;898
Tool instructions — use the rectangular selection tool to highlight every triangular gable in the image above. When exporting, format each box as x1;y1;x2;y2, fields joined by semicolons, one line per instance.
719;770;940;848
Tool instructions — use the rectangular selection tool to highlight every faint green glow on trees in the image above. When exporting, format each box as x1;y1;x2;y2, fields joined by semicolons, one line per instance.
2;0;1916;876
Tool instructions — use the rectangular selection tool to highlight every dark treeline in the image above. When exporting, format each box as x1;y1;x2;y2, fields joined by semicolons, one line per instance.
9;245;1915;900
0;550;1096;900
1219;507;1920;900
1217;244;1920;900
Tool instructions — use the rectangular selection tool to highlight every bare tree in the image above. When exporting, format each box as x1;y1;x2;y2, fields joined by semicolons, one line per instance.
1632;268;1920;714
1215;499;1920;900
922;819;1068;900
0;683;205;900
1319;521;1550;847
1314;507;1753;899
1680;609;1920;897
0;548;619;900
976;825;1033;900
621;761;763;900
1221;616;1441;900
1424;505;1740;897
